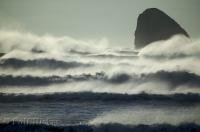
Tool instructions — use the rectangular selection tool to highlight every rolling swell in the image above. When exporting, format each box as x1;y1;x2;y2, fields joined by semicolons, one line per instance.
0;92;199;103
0;71;200;87
0;122;199;132
144;71;200;87
0;58;91;69
0;73;105;86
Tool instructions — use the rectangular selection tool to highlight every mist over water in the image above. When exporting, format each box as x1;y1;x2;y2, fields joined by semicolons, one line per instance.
0;30;200;126
89;105;200;125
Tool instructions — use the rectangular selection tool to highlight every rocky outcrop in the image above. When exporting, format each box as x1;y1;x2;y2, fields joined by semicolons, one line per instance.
0;53;5;58
134;8;189;49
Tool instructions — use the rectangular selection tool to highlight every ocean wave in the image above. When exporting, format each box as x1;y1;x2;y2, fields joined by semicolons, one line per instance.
0;71;200;87
0;122;199;132
0;73;105;86
0;92;199;103
140;53;189;59
139;35;200;59
0;30;109;55
0;58;91;69
143;71;200;87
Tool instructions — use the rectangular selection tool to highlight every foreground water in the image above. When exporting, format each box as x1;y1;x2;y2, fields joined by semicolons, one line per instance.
0;34;200;127
0;100;200;126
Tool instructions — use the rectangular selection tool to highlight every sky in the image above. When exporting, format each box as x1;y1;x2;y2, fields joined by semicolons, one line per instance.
0;0;200;47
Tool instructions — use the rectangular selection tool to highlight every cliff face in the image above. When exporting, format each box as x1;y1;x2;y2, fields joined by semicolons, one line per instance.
134;8;189;49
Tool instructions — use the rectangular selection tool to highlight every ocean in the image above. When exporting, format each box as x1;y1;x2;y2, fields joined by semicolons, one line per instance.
0;32;200;131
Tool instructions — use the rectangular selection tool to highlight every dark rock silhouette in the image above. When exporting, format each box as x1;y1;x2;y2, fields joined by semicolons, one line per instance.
134;8;189;49
0;53;5;57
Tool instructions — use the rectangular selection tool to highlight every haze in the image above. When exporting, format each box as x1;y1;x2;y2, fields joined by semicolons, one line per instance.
0;0;199;47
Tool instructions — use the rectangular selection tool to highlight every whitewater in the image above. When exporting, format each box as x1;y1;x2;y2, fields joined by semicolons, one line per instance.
0;30;200;127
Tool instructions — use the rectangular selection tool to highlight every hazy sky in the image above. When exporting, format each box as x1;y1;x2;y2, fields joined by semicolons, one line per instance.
0;0;200;47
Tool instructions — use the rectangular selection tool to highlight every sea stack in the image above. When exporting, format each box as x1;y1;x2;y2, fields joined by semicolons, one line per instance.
0;53;5;58
134;8;189;49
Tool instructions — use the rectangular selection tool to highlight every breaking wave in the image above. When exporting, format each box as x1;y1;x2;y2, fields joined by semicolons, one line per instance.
0;30;200;128
139;35;200;59
0;71;200;87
